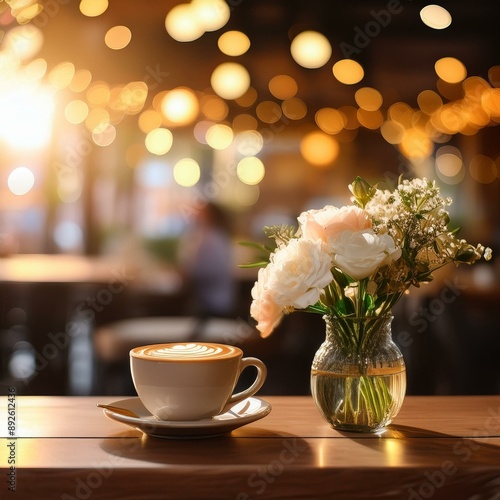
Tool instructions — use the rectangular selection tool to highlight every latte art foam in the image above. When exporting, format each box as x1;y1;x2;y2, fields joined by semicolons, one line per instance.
132;342;239;361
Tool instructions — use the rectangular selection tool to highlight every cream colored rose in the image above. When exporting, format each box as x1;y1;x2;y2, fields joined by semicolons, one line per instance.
267;238;333;309
331;229;401;280
250;267;284;338
298;205;371;244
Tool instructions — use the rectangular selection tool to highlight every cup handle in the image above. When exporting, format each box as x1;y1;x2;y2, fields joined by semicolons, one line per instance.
223;357;267;411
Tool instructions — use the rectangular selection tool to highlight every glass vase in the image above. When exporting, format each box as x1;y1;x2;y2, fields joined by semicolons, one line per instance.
311;315;406;432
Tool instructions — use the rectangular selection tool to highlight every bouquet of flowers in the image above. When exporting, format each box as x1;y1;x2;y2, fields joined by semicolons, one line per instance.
246;176;492;338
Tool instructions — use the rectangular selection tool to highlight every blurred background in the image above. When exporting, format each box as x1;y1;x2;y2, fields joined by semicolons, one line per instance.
0;0;498;397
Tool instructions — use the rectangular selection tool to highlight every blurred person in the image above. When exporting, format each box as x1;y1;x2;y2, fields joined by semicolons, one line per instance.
177;202;237;322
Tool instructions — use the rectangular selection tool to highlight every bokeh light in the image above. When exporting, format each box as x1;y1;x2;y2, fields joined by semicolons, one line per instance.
300;131;339;166
0;81;54;149
269;75;298;100
332;59;364;85
282;98;307;120
105;26;132;50
256;101;282;124
145;128;174;155
235;130;264;156
211;62;251;100
8;167;35;195
65;100;89;124
192;0;230;32
173;158;201;187
315;108;346;135
218;31;250;56
79;0;108;17
355;87;383;111
205;123;233;149
236;157;265;185
165;3;204;42
420;5;452;30
435;57;467;84
290;30;332;69
160;87;199;125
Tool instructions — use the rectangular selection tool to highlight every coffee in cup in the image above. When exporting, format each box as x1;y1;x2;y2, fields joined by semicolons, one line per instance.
130;342;267;421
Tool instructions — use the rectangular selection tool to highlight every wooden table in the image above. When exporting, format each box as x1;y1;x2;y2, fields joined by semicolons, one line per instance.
1;395;500;499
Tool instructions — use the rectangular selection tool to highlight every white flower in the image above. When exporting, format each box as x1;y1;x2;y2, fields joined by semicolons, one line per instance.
298;205;371;243
331;229;401;280
268;238;333;309
250;267;284;338
250;238;333;333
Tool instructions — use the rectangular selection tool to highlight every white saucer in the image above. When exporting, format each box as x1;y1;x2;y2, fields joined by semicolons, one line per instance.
100;396;272;439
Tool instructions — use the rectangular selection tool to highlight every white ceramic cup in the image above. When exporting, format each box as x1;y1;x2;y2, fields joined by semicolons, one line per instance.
130;342;267;421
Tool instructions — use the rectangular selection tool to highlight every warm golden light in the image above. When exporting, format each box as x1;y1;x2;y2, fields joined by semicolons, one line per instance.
3;25;44;61
205;123;233;149
200;94;228;121
332;59;364;85
165;3;204;42
173;158;201;187
481;88;500;119
79;0;108;17
435;57;467;84
14;3;44;24
218;31;250;56
69;69;92;92
357;109;384;129
92;123;116;147
237;157;265;185
380;120;406;144
8;167;35;196
0;80;54;149
210;62;250;100
232;113;258;131
105;25;132;50
388;102;414;128
24;58;48;81
160;87;199;125
417;89;443;114
48;61;75;89
145;128;174;155
355;87;383;111
192;0;230;32
300;131;339;166
235;87;258;108
420;5;452;30
138;109;163;133
282;98;307;120
339;106;360;130
399;128;433;160
65;100;89;124
315;108;346;135
85;108;110;132
488;66;500;88
469;155;497;184
256;101;282;124
436;146;463;177
269;75;298;100
290;30;332;69
193;120;213;144
87;82;110;106
235;130;263;156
